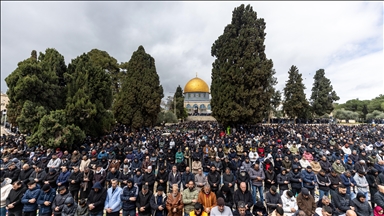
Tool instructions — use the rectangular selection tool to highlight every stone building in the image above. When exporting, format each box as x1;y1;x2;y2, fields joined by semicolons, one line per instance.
183;76;211;114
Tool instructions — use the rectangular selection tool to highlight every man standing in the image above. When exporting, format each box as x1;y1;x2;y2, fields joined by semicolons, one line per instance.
332;185;354;215
249;164;265;203
87;182;107;216
142;166;156;192
182;180;199;216
57;165;71;188
121;178;138;216
6;181;27;216
233;201;253;216
353;170;369;199
104;178;123;216
297;188;316;216
52;186;72;216
150;185;167;216
21;181;41;216
207;165;220;195
168;165;181;192
182;167;195;190
210;197;233;216
136;185;153;216
302;166;317;196
265;186;282;214
47;154;62;172
68;166;81;203
36;184;56;216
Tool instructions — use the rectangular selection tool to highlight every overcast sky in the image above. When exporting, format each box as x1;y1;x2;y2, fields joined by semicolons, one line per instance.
1;2;383;104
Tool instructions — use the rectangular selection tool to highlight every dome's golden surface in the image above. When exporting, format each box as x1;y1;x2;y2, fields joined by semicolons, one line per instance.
184;77;209;93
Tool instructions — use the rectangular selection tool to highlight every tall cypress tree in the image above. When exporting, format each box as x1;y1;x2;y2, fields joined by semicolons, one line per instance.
171;85;187;120
310;69;339;117
113;46;163;128
5;48;67;132
283;65;309;119
211;4;275;126
65;52;114;137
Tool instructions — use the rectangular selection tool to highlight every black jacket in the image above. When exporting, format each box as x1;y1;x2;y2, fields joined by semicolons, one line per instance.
6;186;27;212
316;173;331;191
207;171;220;192
234;189;253;209
136;191;153;216
44;171;59;188
288;169;302;189
142;172;156;187
3;167;20;183
265;191;282;213
52;190;72;216
331;191;352;215
351;198;373;216
216;189;233;208
19;168;34;185
68;170;82;191
86;187;107;213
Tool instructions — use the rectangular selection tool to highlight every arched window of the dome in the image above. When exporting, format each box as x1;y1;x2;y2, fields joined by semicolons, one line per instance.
200;104;206;109
186;104;191;109
193;104;198;108
207;104;211;110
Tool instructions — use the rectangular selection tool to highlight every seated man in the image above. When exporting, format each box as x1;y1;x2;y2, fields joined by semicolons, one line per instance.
189;202;208;216
233;201;253;216
210;197;233;216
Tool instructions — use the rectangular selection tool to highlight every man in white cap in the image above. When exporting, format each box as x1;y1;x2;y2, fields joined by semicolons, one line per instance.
142;166;155;192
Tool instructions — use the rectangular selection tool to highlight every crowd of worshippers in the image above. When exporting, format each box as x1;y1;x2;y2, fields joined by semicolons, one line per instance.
0;122;384;216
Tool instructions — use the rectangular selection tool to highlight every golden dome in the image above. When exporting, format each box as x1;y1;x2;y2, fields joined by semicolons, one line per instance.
184;77;209;93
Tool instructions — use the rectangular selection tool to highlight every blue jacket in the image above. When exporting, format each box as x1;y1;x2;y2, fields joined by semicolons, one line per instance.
340;174;357;187
56;171;71;187
21;185;41;212
301;170;316;189
121;185;138;210
105;186;123;213
37;188;56;214
98;152;108;160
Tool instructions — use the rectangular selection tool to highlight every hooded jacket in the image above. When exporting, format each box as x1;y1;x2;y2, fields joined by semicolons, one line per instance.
277;170;290;191
87;182;107;213
281;190;298;216
62;196;78;216
301;169;316;189
374;191;384;209
36;187;56;214
351;192;373;216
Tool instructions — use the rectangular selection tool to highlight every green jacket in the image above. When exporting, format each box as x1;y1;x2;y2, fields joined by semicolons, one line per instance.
182;187;199;213
175;152;184;163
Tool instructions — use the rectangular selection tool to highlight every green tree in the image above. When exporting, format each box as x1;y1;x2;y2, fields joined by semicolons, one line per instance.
366;110;384;120
310;69;339;117
367;95;384;113
16;101;47;134
268;89;282;122
283;65;309;120
113;46;164;128
171;85;188;120
333;109;359;121
27;110;85;149
65;52;114;137
211;4;275;126
156;111;178;124
5;49;67;126
87;49;121;97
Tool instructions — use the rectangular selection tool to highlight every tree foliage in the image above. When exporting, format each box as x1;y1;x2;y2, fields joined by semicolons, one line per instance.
211;4;275;126
283;65;309;119
310;69;339;117
113;46;164;128
16;101;47;134
333;109;359;121
156;111;178;124
87;49;121;97
27;110;85;149
65;52;114;137
171;85;188;119
5;49;67;127
366;110;384;120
